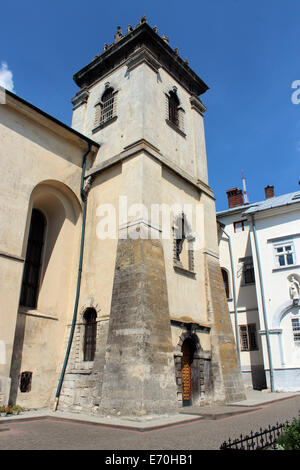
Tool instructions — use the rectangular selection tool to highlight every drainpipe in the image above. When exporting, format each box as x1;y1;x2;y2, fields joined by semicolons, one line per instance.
219;225;241;366
53;144;92;411
250;214;274;392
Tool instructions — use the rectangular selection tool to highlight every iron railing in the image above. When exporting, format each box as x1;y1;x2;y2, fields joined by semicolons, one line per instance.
220;420;290;450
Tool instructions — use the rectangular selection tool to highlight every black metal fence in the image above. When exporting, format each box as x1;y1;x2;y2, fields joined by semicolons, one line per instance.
220;420;290;450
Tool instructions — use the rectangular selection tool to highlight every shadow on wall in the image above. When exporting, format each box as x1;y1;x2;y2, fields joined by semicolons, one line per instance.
9;180;81;406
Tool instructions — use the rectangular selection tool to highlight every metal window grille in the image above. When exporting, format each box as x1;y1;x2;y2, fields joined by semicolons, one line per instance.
292;318;300;342
20;209;46;308
83;308;97;361
100;88;115;125
168;91;179;127
243;262;255;284
20;371;32;393
239;324;258;351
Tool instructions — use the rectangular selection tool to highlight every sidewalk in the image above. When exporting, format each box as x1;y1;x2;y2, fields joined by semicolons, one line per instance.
1;390;300;432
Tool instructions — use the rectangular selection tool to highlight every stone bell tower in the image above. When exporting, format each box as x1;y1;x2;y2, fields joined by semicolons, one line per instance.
65;17;245;416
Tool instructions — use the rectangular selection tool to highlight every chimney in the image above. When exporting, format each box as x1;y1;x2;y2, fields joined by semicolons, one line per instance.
264;185;274;199
226;188;244;209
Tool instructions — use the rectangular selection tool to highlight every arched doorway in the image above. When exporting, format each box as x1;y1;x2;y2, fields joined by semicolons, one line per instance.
181;338;195;406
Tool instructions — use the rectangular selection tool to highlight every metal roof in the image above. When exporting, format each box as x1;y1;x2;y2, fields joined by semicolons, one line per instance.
243;191;300;215
217;191;300;218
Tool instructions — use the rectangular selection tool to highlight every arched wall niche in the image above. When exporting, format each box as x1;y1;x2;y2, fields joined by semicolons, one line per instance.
20;180;82;317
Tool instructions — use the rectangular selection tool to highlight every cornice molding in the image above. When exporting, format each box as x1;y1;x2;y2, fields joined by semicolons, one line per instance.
126;46;161;74
86;138;214;199
190;95;207;115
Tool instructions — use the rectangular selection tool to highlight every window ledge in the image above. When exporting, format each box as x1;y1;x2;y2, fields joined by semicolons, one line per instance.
173;264;196;277
165;119;186;138
272;264;300;272
68;369;92;375
18;306;59;321
92;115;117;134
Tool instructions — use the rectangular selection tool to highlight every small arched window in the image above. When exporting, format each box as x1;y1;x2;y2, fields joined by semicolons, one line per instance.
83;308;97;361
221;268;230;299
93;83;118;132
168;88;180;126
100;86;115;124
20;209;46;308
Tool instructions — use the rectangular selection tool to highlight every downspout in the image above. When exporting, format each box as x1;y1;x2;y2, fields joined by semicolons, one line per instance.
219;226;241;365
250;214;274;392
53;143;92;411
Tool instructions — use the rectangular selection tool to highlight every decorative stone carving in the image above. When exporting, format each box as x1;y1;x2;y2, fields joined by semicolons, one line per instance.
114;26;123;43
190;95;207;116
289;275;300;305
71;89;89;110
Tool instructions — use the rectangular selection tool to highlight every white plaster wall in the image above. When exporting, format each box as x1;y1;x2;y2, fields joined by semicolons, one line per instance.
249;206;300;371
72;59;209;183
218;209;263;370
0;101;86;406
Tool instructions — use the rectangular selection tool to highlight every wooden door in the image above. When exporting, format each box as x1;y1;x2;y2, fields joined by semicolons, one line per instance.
181;339;192;406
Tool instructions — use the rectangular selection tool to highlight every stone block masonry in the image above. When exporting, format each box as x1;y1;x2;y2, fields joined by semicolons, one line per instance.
99;236;178;416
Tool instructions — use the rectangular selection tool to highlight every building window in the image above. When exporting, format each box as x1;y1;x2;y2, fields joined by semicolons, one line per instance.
239;257;255;285
168;88;180;126
274;242;296;268
239;324;258;351
83;308;97;361
165;87;185;136
20;371;32;393
93;83;117;132
233;219;249;233
221;268;230;298
291;318;300;343
20;209;46;308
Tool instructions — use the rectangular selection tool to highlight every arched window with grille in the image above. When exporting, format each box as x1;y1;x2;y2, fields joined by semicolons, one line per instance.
168;88;180;126
83;308;97;361
20;209;46;308
93;83;118;132
100;86;115;124
165;87;185;136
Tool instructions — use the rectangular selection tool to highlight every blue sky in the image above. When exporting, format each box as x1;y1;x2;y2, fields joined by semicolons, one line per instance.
1;0;299;210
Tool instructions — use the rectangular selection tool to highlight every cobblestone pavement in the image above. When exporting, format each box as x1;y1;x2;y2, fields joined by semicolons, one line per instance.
1;395;300;451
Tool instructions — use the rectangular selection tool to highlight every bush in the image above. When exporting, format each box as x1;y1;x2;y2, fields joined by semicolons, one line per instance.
276;414;300;450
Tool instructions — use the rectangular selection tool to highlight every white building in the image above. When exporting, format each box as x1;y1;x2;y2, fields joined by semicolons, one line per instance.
217;185;300;391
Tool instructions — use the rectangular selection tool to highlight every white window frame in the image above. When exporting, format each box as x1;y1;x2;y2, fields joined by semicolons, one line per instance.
273;240;296;269
291;318;300;343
